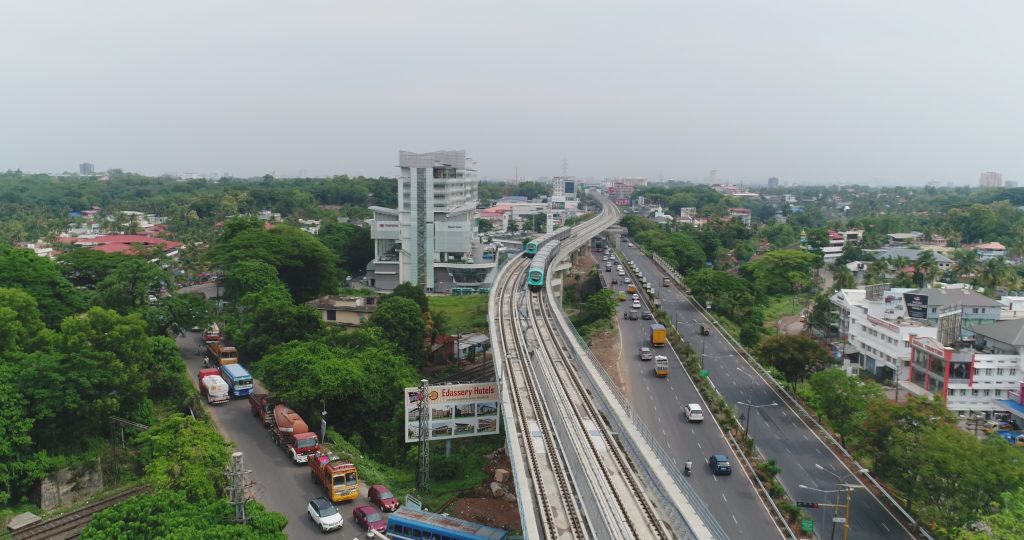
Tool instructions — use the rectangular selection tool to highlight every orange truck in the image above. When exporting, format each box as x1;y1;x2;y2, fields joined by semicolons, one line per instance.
205;342;239;366
650;324;667;347
249;394;321;464
309;450;360;502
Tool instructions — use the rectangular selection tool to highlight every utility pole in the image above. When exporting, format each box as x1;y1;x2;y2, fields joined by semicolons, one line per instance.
225;452;253;524
417;379;430;491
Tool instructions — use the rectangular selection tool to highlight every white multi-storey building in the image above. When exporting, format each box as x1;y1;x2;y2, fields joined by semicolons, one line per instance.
367;150;487;292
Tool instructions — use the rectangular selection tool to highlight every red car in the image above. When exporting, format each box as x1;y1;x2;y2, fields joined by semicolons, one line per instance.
368;484;400;512
352;505;387;534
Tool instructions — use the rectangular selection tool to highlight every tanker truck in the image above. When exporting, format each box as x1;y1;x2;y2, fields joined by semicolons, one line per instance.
248;394;320;464
198;368;229;404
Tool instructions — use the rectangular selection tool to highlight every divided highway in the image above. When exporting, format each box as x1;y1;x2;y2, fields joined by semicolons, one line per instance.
619;241;914;540
606;250;781;540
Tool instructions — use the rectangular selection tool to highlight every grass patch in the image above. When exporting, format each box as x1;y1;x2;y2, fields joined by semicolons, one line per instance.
428;295;490;333
761;294;811;332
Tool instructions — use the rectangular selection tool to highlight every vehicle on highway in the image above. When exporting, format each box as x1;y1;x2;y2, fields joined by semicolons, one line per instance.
618;291;626;301
612;278;619;285
309;450;360;502
368;484;400;512
385;507;509;540
618;269;625;276
220;363;254;398
205;341;239;366
605;265;611;272
307;497;343;532
639;347;653;361
198;368;230;404
627;284;637;293
353;505;387;535
684;403;704;422
624;277;631;284
203;323;221;343
628;242;634;247
632;300;641;309
662;277;671;287
708;454;732;475
628;310;639;320
250;394;321;463
642;310;652;320
649;323;667;347
654;355;669;377
632;293;640;300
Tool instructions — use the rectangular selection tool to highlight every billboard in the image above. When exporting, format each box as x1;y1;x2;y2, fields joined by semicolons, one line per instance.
404;383;500;443
904;292;928;319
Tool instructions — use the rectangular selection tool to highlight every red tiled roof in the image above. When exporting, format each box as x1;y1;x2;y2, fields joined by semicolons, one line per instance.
56;234;181;255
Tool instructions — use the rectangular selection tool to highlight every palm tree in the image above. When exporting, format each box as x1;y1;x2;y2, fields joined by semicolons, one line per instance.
978;257;1016;296
913;250;939;287
952;248;980;282
863;259;890;285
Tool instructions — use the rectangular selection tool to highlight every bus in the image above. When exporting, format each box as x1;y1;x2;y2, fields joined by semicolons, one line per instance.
219;363;254;398
385;507;508;540
203;323;221;343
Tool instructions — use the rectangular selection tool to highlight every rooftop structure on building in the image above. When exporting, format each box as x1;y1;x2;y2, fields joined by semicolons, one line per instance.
868;247;953;271
727;208;752;226
367;150;494;292
974;242;1007;261
307;294;379;328
56;234;181;256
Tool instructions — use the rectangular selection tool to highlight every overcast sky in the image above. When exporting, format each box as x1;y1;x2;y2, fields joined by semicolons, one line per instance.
2;1;1022;185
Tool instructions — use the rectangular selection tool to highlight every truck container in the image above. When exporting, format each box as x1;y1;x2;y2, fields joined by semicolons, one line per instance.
199;369;230;404
203;323;221;343
309;450;360;502
206;342;239;366
249;395;321;464
654;355;669;377
650;324;667;347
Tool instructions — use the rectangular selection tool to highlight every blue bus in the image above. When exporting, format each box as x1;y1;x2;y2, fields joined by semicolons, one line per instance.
385;507;508;540
219;363;254;398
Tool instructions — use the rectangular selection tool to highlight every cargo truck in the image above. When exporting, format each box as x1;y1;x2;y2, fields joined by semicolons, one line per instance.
650;323;667;347
206;342;239;366
198;368;230;404
203;323;221;343
249;394;321;464
654;355;669;377
309;450;360;502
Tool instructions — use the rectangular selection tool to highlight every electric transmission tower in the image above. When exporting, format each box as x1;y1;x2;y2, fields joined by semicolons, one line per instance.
225;452;255;524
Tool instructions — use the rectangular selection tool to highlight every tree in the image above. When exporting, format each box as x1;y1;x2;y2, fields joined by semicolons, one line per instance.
367;296;426;361
912;249;939;287
210;224;339;302
318;221;373;280
0;287;50;353
136;415;233;501
576;289;617;327
391;282;429;313
862;259;891;285
56;249;131;289
234;284;324;362
978;257;1017;295
0;245;85;327
952;248;980;281
95;257;173;313
740;250;819;295
756;334;830;388
0;366;35;505
956;487;1024;540
807;369;882;447
832;264;856;290
684;269;759;323
476;219;493;233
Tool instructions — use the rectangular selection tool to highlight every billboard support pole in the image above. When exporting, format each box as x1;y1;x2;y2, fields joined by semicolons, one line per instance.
417;378;429;491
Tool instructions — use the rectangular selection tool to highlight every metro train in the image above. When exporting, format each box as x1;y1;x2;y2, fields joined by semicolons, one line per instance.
524;227;572;258
527;240;560;291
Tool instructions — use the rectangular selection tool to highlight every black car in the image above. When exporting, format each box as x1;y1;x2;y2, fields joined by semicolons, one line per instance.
709;454;732;475
641;310;652;320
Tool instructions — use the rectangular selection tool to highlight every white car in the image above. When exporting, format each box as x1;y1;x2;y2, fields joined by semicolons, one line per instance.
632;300;641;309
624;277;631;284
632;294;640;300
308;497;344;532
628;242;634;247
618;270;625;276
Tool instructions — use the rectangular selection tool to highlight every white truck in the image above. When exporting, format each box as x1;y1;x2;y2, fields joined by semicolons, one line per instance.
654;355;669;377
200;372;230;404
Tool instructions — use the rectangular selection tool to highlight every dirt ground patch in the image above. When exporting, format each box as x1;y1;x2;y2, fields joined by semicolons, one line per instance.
445;451;521;533
589;326;626;398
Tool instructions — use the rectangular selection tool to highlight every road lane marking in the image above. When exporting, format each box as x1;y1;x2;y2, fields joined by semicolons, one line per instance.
732;515;738;525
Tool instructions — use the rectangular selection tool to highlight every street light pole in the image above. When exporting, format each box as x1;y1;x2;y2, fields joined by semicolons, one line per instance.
737;401;778;439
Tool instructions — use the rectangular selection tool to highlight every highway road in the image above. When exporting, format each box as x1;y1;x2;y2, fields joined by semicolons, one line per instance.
603;253;780;540
175;283;376;540
618;241;914;540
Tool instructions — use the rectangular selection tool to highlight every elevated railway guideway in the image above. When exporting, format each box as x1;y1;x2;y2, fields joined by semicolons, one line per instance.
490;192;725;539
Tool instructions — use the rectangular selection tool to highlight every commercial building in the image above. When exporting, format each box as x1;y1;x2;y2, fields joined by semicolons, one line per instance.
79;162;95;175
833;284;1021;417
367;150;493;292
979;171;1004;188
551;176;579;201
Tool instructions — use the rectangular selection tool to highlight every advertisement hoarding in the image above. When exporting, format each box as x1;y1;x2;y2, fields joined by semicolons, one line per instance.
404;383;500;443
904;292;928;319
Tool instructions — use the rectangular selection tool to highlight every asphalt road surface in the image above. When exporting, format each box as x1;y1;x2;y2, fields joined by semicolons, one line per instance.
617;242;914;540
603;253;780;540
176;284;377;540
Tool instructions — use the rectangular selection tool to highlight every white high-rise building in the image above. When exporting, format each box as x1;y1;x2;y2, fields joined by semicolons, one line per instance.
368;150;481;291
979;171;1004;188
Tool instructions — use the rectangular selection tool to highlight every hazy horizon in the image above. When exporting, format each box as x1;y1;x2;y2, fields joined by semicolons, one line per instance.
2;1;1022;186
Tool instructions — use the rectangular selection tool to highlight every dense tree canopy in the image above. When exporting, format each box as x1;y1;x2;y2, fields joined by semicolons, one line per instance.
0;246;85;327
210;222;339;302
755;334;829;387
367;296;426;362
